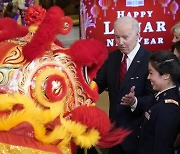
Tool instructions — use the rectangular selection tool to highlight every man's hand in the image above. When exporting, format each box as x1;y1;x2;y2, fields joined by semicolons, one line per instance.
121;86;136;106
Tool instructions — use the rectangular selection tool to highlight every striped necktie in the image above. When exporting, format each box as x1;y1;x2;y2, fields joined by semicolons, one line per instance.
119;54;128;85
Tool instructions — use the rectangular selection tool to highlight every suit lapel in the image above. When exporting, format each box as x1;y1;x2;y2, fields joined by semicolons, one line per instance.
109;50;123;90
119;46;145;91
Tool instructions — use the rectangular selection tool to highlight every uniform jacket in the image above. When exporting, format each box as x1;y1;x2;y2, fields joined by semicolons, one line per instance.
95;45;154;153
138;87;180;154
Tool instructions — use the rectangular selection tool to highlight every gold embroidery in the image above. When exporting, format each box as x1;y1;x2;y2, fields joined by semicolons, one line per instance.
165;99;179;106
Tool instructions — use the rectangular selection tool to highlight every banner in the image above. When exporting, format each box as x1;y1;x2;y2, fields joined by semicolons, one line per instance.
80;0;180;52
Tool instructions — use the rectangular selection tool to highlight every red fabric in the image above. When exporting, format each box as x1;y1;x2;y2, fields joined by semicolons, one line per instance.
70;39;108;80
22;6;65;62
0;18;28;42
119;54;128;85
98;127;131;148
0;42;16;63
69;39;108;102
71;106;111;136
0;132;62;153
71;105;131;148
24;5;46;26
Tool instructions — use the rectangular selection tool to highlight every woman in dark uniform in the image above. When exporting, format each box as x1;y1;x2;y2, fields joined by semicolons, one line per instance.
171;41;180;154
138;51;180;154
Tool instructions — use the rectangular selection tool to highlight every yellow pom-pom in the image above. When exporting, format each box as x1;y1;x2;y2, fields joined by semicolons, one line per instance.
90;81;97;90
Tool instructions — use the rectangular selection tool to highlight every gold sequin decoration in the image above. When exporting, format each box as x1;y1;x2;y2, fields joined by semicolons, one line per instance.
0;142;56;154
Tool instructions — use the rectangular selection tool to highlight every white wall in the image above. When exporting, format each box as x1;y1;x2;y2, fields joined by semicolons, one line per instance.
56;26;80;48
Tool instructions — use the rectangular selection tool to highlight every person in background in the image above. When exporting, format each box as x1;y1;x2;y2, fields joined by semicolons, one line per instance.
171;22;180;43
95;16;154;154
171;41;180;154
137;51;180;154
3;2;25;25
171;22;180;154
171;41;180;60
3;2;16;18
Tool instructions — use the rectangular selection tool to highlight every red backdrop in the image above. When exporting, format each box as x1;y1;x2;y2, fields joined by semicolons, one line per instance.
80;0;180;52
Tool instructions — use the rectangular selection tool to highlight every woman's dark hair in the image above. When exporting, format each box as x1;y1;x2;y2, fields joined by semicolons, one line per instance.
3;2;16;18
171;41;180;59
149;51;180;85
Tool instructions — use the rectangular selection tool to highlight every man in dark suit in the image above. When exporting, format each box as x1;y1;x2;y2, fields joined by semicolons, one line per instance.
95;16;154;154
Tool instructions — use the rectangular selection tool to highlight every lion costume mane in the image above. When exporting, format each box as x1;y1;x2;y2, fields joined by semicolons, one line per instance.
0;5;130;154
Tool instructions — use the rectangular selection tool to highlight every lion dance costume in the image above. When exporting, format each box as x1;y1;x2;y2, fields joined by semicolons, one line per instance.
0;5;130;154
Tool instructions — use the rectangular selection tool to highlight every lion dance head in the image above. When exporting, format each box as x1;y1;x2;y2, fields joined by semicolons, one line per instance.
0;5;130;154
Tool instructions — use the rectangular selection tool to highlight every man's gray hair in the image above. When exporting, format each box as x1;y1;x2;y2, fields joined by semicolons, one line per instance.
114;16;139;33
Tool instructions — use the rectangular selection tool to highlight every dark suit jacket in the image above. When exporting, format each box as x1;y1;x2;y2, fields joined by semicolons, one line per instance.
95;45;154;153
138;87;180;154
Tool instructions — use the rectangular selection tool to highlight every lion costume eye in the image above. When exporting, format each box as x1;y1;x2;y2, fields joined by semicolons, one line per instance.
34;68;67;107
45;74;67;102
